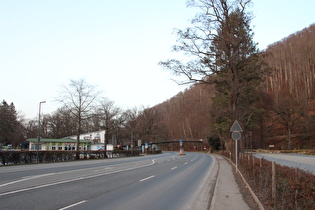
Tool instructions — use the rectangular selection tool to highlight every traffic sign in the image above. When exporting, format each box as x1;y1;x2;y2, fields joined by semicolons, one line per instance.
230;120;243;132
230;120;243;174
231;131;241;141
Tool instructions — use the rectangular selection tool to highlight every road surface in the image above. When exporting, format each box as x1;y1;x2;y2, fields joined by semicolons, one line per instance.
0;152;214;210
253;153;315;174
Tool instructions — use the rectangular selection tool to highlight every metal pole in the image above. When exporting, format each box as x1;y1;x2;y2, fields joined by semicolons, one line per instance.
130;128;133;155
104;130;107;158
37;101;46;163
236;139;238;173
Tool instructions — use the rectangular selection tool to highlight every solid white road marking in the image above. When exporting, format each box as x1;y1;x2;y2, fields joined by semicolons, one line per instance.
0;161;155;197
139;175;155;182
0;173;56;188
0;178;84;197
22;173;56;179
59;200;87;210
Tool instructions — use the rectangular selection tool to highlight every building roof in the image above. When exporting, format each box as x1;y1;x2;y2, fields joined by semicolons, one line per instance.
27;138;91;143
64;130;105;140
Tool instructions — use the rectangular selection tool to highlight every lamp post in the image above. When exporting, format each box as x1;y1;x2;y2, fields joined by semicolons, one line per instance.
37;101;46;163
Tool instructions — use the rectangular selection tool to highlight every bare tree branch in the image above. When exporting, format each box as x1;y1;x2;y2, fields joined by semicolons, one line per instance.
56;78;101;156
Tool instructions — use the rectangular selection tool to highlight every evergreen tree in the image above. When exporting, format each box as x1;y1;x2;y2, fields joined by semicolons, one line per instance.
211;7;264;139
0;100;19;146
160;0;264;148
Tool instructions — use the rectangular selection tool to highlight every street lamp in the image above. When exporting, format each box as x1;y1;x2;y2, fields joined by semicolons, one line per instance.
37;101;46;163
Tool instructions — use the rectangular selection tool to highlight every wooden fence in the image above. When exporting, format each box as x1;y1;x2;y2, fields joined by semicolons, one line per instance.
222;152;315;209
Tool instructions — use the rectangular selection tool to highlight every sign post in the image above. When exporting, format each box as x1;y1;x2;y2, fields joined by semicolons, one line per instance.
230;120;243;173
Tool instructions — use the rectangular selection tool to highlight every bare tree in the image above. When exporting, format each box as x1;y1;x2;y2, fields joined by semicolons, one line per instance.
123;107;142;147
137;107;162;142
44;107;77;138
95;98;124;149
273;93;304;150
56;79;100;157
160;0;255;85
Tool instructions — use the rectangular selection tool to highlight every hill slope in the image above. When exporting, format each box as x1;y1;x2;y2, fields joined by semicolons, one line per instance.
149;24;315;150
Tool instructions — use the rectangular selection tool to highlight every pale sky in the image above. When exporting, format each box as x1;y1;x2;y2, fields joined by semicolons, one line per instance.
1;0;314;119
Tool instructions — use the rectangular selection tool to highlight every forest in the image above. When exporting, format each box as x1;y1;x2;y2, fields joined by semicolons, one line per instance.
260;24;315;149
1;0;314;152
153;24;315;150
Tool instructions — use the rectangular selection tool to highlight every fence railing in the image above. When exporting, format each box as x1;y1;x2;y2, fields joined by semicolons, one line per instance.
0;150;162;166
222;151;315;209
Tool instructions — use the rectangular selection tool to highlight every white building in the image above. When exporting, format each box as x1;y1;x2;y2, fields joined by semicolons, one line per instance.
65;130;106;150
27;130;107;151
27;138;90;151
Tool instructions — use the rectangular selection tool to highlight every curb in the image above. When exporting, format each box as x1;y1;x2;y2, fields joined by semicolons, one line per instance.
208;155;220;210
222;155;265;210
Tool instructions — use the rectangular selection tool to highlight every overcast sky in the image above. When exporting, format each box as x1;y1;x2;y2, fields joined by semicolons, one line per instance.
1;0;314;119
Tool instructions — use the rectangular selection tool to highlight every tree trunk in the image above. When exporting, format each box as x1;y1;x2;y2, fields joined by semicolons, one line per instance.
288;125;291;150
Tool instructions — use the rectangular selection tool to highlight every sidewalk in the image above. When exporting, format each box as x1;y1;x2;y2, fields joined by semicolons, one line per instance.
209;155;252;210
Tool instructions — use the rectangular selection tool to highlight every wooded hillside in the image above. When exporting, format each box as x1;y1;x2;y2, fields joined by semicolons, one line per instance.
148;24;315;150
154;84;214;141
264;24;315;102
261;24;315;149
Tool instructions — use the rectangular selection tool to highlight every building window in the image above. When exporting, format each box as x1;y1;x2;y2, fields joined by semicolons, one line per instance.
65;143;75;150
31;144;40;151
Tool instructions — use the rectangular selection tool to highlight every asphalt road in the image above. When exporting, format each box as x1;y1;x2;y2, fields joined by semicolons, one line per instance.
253;153;315;174
0;152;214;210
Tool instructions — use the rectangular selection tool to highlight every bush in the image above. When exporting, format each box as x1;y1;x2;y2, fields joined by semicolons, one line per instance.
0;150;159;165
221;152;315;209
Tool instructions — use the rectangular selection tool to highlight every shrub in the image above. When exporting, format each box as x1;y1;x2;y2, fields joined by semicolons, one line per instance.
221;152;315;209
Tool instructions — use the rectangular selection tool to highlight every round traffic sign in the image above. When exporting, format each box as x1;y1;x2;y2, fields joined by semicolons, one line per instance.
231;131;241;141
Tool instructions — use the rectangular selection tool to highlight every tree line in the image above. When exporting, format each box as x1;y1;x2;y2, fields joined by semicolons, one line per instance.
0;79;165;149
